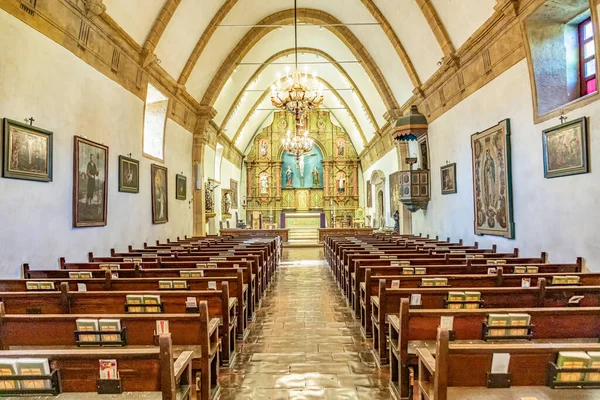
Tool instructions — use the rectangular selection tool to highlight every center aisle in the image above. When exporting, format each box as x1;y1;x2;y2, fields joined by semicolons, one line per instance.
219;247;391;400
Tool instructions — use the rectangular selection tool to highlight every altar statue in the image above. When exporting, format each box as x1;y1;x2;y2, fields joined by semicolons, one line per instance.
295;152;316;178
312;167;320;187
393;210;399;233
285;167;293;187
260;174;269;194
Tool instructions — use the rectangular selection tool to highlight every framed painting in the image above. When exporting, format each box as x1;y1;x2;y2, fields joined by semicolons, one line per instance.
366;180;372;208
230;179;238;209
73;136;108;228
542;117;588;178
176;174;187;200
118;155;139;193
471;119;514;239
151;164;168;224
2;118;53;182
389;171;401;217
440;163;457;195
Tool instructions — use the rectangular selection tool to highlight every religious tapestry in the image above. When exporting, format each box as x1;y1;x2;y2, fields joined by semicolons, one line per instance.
440;163;457;195
230;179;238;209
366;180;372;208
176;174;187;200
222;189;232;217
118;155;139;193
73;136;108;227
471;119;514;238
389;171;401;217
151;164;168;224
2;118;53;182
542;117;588;178
281;146;323;189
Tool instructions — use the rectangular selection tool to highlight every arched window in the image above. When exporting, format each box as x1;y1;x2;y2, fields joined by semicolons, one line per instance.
143;83;168;161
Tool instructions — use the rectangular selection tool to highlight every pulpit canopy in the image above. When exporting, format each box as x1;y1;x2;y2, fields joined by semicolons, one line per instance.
392;105;428;142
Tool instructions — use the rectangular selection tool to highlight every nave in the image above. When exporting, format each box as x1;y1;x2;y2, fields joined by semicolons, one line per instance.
218;248;391;400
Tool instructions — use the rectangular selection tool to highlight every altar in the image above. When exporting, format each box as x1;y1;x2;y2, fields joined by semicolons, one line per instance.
282;212;324;243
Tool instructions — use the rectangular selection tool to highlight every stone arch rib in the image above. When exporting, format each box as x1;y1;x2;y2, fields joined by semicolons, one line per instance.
198;8;400;112
140;0;182;66
220;47;380;134
415;0;455;58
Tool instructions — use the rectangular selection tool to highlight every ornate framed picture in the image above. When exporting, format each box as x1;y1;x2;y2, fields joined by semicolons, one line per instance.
389;171;401;217
2;118;53;182
73;136;108;228
440;163;457;195
230;179;238;209
366;180;372;208
118;155;139;193
542;117;588;178
176;174;187;200
151;164;168;224
471;119;514;239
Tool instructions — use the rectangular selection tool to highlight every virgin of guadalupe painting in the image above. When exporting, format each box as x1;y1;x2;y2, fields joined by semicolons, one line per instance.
2;118;53;182
151;164;168;224
471;119;514;238
118;155;139;193
176;174;187;200
73;137;108;227
440;163;457;195
542;117;588;178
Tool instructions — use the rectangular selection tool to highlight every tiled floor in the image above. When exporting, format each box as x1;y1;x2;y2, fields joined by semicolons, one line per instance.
218;247;391;400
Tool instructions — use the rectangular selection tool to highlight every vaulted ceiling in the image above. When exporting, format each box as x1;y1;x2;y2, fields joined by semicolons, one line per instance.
104;0;497;153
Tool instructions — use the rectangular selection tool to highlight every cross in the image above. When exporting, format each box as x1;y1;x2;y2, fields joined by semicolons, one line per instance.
24;117;35;126
559;115;568;124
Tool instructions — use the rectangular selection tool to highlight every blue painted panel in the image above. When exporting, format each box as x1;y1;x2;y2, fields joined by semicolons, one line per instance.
281;146;323;189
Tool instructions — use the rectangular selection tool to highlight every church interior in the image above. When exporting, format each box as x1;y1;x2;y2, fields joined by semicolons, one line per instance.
1;0;600;399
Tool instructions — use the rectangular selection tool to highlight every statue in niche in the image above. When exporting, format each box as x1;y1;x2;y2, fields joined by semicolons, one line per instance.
337;139;345;156
336;172;346;195
259;140;268;158
285;167;293;188
259;174;269;195
295;152;316;178
312;167;320;188
223;192;232;215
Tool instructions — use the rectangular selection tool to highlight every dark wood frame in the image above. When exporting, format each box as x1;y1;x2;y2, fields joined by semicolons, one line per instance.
175;174;186;200
440;163;457;195
73;136;108;228
118;155;139;193
579;17;596;96
471;119;514;239
542;117;589;178
2;118;53;182
151;164;168;224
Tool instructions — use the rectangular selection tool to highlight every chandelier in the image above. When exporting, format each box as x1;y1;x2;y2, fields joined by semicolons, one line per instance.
271;0;324;124
282;126;314;160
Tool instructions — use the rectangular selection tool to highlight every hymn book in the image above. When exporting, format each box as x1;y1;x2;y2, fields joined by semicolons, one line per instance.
447;292;465;309
98;319;121;343
556;352;590;382
125;295;144;313
0;359;19;390
76;319;100;342
99;359;118;380
17;359;51;389
143;295;161;313
587;352;600;381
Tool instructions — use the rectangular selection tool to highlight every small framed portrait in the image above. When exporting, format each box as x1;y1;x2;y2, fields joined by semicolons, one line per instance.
176;174;187;200
73;136;108;228
151;164;168;224
2;118;53;182
230;179;238;209
542;117;589;178
118;155;139;193
440;163;457;195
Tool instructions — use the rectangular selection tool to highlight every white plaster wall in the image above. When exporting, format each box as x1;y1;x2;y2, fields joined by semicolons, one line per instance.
362;148;398;227
413;59;600;271
0;10;192;277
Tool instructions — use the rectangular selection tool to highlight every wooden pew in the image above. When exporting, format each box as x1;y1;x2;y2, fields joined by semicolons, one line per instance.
12;269;249;341
416;328;600;400
0;284;238;368
372;280;600;365
388;299;600;399
359;267;594;337
0;334;193;399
